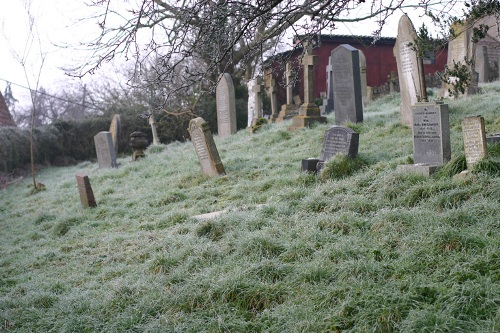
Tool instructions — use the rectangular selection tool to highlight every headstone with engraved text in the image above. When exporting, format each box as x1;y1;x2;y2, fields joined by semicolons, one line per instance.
462;116;488;169
94;131;117;168
188;117;225;176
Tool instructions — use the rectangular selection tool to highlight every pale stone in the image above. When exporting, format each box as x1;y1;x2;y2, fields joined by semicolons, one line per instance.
188;117;225;176
94;131;117;168
462;116;488;168
216;73;237;138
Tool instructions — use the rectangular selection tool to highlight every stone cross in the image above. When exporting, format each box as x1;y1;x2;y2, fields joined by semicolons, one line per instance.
301;47;316;106
285;62;294;105
148;114;161;145
252;77;263;120
268;78;278;122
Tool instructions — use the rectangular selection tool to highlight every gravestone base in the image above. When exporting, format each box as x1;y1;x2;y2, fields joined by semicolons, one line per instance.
301;158;320;173
276;104;299;123
288;104;327;130
396;164;441;176
486;134;500;145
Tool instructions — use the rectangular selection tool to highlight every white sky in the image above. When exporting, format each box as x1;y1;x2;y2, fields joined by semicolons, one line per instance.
0;0;462;106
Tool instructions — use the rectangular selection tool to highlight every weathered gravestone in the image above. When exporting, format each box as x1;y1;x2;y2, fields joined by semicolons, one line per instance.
109;114;121;157
94;131;117;168
188;117;225;176
302;126;359;173
320;56;334;115
462;116;488;169
359;50;369;106
276;62;299;122
397;102;451;176
76;174;96;208
250;77;264;127
216;73;237;138
247;78;256;128
289;41;327;130
393;15;422;126
268;78;279;123
331;44;363;125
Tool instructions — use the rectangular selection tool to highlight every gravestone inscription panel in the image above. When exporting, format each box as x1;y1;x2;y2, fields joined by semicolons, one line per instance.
94;131;117;168
412;102;451;165
462;116;488;168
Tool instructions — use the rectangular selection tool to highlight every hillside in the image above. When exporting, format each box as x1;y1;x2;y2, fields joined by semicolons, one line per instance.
1;83;499;332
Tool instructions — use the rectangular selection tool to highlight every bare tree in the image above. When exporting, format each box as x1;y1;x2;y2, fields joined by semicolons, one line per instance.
71;1;469;105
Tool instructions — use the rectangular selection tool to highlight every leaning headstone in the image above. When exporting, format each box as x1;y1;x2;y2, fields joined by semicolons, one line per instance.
331;44;363;125
94;131;117;168
216;73;237;138
320;56;334;115
290;40;327;130
462;116;488;169
393;15;422;126
76;174;96;208
109;114;121;157
397;102;451;176
188;117;225;176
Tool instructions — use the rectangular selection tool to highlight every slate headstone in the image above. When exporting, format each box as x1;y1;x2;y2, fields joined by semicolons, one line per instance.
393;15;422;126
462;116;488;168
412;102;451;165
320;126;359;161
188;117;225;176
331;44;363;125
76;173;96;208
94;131;117;168
109;114;121;157
216;73;237;138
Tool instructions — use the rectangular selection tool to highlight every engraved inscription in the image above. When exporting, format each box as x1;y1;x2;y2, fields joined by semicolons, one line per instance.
462;117;487;166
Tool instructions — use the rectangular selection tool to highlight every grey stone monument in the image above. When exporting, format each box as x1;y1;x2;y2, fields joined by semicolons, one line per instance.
109;114;121;157
276;62;299;122
94;131;117;168
216;73;237;138
359;50;369;106
320;56;334;115
76;173;96;208
397;102;451;176
393;15;422;126
331;44;363;125
268;78;279;123
188;117;225;176
462;116;488;169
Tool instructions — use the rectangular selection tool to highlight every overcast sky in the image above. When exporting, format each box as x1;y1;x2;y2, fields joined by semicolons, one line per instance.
0;0;459;106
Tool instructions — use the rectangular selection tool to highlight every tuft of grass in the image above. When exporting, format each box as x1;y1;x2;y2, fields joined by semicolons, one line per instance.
318;154;368;182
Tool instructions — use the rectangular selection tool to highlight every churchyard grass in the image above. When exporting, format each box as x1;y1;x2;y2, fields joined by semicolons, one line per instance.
1;83;499;332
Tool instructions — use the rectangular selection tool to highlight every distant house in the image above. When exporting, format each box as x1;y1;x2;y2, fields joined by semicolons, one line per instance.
264;34;448;108
0;91;16;127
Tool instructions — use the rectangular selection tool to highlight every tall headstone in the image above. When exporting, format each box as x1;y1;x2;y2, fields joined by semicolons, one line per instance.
268;78;279;123
359;50;368;106
444;21;479;97
251;77;263;127
331;44;363;125
94;131;117;168
475;45;490;83
76;174;97;208
247;78;256;128
289;41;327;130
216;73;237;138
188;117;225;176
276;62;299;122
393;15;422;126
320;56;334;115
462;116;488;169
109;114;121;156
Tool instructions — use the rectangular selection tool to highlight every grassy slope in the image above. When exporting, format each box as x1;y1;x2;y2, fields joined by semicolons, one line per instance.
1;83;499;332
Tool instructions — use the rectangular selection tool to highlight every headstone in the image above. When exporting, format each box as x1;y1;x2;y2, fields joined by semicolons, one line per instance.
247;78;256;128
475;45;490;83
486;133;500;145
412;102;451;165
188;117;225;176
250;77;263;127
320;56;334;115
109;114;121;157
301;158;320;173
94;131;117;168
268;78;279;123
216;73;237;138
359;50;368;106
331;44;363;125
393;15;422;126
462;116;488;168
289;41;327;130
76;174;96;208
276;62;299;122
444;21;479;97
320;126;359;161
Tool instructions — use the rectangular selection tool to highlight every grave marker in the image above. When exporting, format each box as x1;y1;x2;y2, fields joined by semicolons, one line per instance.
462;116;488;168
393;15;422;126
276;62;299;122
320;56;334;115
216;73;237;138
247;78;256;128
109;114;121;157
331;44;363;125
76;174;96;208
268;78;279;123
188;117;225;176
94;131;117;168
